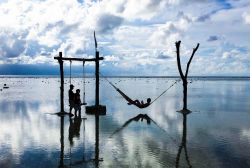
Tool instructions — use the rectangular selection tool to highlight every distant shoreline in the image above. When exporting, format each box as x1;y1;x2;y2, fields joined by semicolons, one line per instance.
1;75;250;80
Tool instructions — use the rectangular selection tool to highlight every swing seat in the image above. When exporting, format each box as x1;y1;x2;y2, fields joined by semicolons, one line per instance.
85;105;106;115
81;102;87;105
56;111;74;116
177;109;192;114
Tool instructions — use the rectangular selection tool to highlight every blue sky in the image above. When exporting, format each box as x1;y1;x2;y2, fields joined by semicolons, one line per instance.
0;0;250;76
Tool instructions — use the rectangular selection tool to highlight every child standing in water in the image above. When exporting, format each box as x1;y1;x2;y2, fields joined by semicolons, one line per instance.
74;89;81;116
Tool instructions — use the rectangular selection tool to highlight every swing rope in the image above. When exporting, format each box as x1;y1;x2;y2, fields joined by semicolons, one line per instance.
150;79;180;104
82;61;86;104
99;72;180;107
70;60;72;85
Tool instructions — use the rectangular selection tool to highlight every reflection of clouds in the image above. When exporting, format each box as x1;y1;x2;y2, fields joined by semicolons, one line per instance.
98;78;183;167
1;78;250;167
105;124;178;167
241;128;250;139
0;100;61;162
150;98;179;130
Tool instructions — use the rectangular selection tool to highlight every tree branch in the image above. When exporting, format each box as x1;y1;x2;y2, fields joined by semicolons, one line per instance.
185;43;199;78
176;41;185;79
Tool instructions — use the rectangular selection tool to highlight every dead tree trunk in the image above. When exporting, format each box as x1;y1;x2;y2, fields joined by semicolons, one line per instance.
175;41;199;111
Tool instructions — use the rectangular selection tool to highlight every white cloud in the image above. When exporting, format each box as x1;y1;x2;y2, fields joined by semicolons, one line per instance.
242;12;250;24
0;0;250;75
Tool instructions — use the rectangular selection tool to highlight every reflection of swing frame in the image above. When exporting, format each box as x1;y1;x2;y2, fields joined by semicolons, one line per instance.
68;117;104;167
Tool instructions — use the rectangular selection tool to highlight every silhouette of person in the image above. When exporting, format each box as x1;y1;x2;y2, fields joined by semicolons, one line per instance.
74;89;81;116
110;114;155;137
134;114;151;124
114;87;151;109
68;115;82;147
128;98;151;108
68;84;75;114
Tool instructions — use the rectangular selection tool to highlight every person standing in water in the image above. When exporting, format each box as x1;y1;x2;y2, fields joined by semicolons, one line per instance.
74;89;81;115
68;84;75;115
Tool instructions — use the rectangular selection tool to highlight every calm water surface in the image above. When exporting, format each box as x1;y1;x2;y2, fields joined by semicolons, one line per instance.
0;77;250;168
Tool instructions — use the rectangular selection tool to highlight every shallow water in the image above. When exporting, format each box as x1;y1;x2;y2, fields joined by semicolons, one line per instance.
0;77;250;168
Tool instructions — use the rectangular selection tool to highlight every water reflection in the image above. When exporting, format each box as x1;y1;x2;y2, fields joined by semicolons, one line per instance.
1;78;250;167
57;112;103;168
110;114;153;137
68;115;82;147
59;115;65;168
109;113;169;139
176;112;192;168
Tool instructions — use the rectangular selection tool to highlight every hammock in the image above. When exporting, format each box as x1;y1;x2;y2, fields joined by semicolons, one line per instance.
100;73;180;109
109;82;151;108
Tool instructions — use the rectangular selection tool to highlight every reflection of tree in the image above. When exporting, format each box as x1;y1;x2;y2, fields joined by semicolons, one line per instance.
110;114;158;137
176;112;192;168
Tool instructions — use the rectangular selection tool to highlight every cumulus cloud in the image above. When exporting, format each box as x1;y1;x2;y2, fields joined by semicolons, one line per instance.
148;11;192;56
0;30;27;58
0;0;250;75
96;14;123;33
242;12;250;24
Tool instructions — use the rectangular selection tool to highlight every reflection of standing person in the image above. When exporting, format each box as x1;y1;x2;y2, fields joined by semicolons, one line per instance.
68;115;82;147
68;84;75;114
74;89;81;115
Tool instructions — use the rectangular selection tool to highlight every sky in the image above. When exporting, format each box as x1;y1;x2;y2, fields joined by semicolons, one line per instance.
0;0;250;76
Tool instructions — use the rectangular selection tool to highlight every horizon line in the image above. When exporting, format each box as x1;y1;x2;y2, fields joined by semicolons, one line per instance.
1;75;250;79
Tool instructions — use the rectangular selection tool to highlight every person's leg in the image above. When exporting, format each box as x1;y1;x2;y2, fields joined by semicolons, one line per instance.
69;100;74;114
79;106;81;116
75;105;78;116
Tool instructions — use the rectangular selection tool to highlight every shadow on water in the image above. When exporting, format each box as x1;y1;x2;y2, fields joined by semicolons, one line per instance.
176;111;192;168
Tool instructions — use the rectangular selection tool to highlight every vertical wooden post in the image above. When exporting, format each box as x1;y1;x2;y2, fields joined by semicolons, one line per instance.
95;51;99;106
59;52;64;113
95;50;100;162
85;33;106;114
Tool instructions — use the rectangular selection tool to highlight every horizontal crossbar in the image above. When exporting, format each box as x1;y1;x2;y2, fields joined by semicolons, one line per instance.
54;56;104;62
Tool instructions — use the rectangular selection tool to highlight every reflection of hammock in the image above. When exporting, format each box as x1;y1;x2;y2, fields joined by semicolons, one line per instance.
100;73;180;109
110;114;157;137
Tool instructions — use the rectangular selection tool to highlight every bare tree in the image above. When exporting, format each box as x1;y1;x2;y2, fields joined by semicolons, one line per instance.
175;41;199;111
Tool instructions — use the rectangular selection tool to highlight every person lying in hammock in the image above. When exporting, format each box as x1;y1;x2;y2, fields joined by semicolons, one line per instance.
115;87;151;108
128;98;151;108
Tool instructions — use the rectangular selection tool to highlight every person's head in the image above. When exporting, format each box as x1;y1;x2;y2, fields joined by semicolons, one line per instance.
70;84;74;90
76;89;80;93
147;98;151;103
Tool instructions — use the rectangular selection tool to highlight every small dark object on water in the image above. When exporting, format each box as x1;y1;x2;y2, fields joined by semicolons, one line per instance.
3;84;9;89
